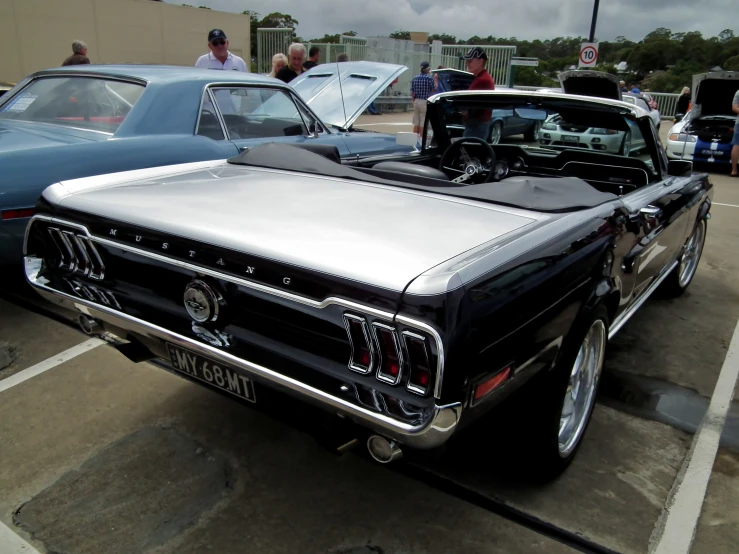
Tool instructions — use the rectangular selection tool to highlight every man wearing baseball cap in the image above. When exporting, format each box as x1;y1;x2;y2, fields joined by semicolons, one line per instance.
195;29;248;72
461;46;495;139
410;61;437;136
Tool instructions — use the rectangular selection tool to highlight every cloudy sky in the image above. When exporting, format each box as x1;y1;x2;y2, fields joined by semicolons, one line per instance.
176;0;737;43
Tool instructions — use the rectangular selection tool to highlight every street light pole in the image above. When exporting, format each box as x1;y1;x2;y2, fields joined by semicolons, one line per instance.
588;0;600;42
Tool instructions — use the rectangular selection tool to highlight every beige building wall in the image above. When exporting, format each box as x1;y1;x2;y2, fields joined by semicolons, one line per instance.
0;0;251;84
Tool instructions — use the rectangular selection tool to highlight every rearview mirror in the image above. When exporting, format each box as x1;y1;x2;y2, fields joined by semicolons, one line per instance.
667;159;693;177
396;132;419;147
514;108;548;120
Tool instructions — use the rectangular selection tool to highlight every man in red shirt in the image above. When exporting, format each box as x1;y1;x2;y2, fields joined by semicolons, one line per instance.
462;47;495;140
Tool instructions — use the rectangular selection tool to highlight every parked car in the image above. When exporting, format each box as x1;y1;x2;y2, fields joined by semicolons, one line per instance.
537;71;650;156
665;71;739;164
622;92;661;128
23;87;712;481
431;68;541;144
0;62;415;267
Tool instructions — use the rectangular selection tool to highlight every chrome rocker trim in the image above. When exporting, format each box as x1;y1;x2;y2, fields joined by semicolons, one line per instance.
24;214;447;398
24;256;461;449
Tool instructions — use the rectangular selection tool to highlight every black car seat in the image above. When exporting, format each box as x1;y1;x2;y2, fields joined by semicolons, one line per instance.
371;161;449;181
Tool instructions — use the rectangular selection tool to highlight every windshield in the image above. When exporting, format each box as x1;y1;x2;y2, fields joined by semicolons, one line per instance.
0;76;144;133
433;99;655;172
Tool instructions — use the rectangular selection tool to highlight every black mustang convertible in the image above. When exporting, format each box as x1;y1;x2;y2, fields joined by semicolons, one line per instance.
23;87;712;480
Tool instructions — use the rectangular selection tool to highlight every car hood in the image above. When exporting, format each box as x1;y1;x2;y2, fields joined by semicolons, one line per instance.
559;70;622;101
50;162;537;292
289;61;407;129
691;71;739;119
0;120;107;153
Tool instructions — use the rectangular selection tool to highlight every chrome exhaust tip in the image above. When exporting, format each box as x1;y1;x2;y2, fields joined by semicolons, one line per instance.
367;435;403;463
78;315;103;336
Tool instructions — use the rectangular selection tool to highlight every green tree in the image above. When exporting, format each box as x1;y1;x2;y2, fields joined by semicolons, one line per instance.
428;33;457;45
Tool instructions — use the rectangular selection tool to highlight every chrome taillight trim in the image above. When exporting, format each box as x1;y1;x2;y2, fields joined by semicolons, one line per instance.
79;236;105;280
403;330;432;396
343;313;375;375
48;228;77;272
67;232;91;277
372;322;404;386
45;226;105;281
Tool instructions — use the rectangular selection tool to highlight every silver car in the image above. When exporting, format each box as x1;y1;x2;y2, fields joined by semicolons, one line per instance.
538;114;645;155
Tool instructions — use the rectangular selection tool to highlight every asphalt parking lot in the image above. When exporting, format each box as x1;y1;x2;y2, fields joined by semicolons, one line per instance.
0;118;737;554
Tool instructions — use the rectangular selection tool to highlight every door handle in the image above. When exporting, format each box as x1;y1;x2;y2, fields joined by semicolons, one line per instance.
640;205;662;217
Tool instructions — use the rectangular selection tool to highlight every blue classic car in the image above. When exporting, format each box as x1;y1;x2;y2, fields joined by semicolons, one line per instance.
0;62;415;267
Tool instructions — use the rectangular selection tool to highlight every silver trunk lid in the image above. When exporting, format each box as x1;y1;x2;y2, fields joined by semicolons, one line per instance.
289;61;406;129
53;163;537;292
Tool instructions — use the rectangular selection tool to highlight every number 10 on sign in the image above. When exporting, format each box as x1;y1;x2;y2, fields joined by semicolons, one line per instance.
578;42;599;68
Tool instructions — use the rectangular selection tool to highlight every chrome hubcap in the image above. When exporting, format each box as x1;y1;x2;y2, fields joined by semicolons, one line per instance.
558;319;606;458
490;124;502;144
623;133;631;156
678;221;705;288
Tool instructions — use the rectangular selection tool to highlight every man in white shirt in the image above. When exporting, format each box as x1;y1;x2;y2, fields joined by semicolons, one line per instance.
195;29;248;72
195;29;248;115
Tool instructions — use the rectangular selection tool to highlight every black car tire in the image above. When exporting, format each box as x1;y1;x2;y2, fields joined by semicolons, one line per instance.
524;121;542;142
488;122;503;145
507;304;610;482
619;131;632;156
661;218;706;297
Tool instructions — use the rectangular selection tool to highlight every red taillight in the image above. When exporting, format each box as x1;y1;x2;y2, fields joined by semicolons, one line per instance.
373;323;403;385
1;208;34;220
472;366;511;404
404;332;432;395
343;314;373;374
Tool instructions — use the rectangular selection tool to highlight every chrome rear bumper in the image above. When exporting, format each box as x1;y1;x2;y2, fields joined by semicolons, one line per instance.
25;256;462;449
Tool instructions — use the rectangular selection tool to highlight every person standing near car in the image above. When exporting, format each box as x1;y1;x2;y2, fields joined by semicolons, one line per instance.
410;61;436;136
731;87;739;177
303;47;320;70
275;43;307;83
195;29;248;72
62;41;90;66
677;87;691;116
462;46;495;140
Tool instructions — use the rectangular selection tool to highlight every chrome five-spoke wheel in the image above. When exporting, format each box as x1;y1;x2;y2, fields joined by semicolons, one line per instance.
678;219;706;288
558;318;606;458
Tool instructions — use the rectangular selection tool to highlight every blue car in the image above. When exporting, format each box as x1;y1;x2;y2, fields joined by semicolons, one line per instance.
0;62;415;266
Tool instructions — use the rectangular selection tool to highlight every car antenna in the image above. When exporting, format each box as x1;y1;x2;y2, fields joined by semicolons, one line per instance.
336;53;348;131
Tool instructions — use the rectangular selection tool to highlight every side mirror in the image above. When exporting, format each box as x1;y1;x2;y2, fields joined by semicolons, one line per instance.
308;121;317;136
674;113;684;122
667;159;692;177
396;132;419;147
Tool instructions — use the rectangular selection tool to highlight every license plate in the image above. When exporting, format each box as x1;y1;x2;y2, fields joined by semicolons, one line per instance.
166;343;256;403
701;149;721;156
562;135;579;142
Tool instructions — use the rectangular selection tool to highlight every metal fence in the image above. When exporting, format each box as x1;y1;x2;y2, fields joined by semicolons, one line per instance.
340;35;368;62
441;45;517;87
649;93;680;118
256;28;294;74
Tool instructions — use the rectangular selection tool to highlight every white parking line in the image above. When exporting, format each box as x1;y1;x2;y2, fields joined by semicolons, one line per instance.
712;202;739;208
650;316;739;554
0;520;41;553
0;339;104;394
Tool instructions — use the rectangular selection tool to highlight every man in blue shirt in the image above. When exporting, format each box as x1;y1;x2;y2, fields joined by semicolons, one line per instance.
410;62;437;136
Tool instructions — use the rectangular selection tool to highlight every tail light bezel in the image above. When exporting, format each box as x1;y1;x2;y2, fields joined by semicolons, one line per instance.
45;227;105;281
343;313;375;375
371;322;404;386
402;330;433;396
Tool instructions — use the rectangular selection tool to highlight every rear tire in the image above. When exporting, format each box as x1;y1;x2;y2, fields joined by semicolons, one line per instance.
508;304;609;482
489;122;503;145
524;121;542;142
661;218;706;297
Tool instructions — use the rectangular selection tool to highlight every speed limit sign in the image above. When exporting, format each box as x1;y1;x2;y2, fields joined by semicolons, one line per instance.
578;42;599;68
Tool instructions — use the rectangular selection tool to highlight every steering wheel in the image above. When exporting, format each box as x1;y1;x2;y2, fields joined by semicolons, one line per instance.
438;137;496;184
